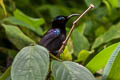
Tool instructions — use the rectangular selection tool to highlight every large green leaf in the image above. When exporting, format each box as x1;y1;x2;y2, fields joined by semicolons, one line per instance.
11;45;49;80
51;60;95;80
86;43;119;73
71;29;90;56
3;9;45;35
3;17;43;35
85;0;102;8
108;0;120;8
102;43;120;80
92;22;120;49
14;9;45;28
2;24;35;49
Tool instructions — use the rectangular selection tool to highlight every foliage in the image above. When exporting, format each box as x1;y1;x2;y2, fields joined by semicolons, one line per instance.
102;43;120;80
0;0;120;80
86;43;119;73
51;60;95;80
11;45;49;80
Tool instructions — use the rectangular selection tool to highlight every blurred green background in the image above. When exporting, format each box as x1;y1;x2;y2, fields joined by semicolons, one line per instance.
0;0;120;77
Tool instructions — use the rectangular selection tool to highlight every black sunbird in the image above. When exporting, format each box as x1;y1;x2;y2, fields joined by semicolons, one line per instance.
39;14;79;55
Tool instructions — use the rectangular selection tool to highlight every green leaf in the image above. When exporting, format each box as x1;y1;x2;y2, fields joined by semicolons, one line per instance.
3;17;43;35
51;61;95;80
2;24;35;49
60;46;72;61
71;29;90;56
85;0;102;8
83;20;97;38
11;45;49;80
67;39;74;54
76;50;90;65
102;43;120;80
0;0;7;16
93;6;108;21
86;42;119;73
3;9;45;35
92;22;120;49
103;0;112;15
95;26;106;37
108;0;120;8
14;9;45;28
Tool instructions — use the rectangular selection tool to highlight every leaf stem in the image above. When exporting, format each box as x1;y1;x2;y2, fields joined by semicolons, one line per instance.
0;67;11;80
50;53;62;61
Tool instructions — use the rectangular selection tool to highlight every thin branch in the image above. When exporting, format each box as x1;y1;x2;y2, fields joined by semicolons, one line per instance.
57;4;94;56
50;53;62;61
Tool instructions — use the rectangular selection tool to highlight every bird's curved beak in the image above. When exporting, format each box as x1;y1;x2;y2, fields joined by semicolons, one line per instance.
67;14;79;19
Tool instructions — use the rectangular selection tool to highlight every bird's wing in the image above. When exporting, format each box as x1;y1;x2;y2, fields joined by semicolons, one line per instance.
39;29;60;46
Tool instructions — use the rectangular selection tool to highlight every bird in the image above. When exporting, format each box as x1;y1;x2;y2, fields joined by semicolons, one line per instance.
39;14;79;55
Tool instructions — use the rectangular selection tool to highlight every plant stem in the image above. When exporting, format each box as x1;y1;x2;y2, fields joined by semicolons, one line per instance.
57;4;94;56
50;53;62;61
0;67;11;80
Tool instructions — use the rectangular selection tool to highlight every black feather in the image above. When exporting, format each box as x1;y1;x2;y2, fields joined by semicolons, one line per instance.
39;14;78;55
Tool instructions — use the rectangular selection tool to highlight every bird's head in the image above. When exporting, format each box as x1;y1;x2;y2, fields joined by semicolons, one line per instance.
52;14;79;28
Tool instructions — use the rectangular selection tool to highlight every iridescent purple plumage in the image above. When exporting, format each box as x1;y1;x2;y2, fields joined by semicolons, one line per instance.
39;14;79;55
39;29;65;55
